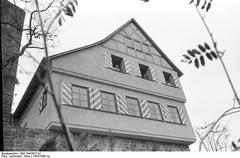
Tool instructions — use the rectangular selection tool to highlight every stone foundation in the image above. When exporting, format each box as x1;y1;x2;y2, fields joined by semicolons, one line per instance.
3;126;189;151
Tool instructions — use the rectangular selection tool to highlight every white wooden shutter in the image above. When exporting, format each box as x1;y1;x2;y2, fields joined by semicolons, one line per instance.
132;61;141;77
62;82;72;105
150;66;158;81
124;58;132;74
139;99;151;118
104;52;112;68
116;94;128;115
89;88;102;110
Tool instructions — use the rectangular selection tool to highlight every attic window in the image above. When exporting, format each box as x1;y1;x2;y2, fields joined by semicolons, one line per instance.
139;64;152;80
111;55;125;73
163;72;175;87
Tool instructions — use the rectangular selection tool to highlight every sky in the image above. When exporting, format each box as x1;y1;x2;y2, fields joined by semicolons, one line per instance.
13;0;240;151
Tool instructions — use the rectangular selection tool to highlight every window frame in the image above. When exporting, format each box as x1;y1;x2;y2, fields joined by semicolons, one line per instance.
40;88;48;113
71;84;90;108
126;96;142;117
167;105;182;124
139;63;153;81
148;101;163;121
100;91;118;113
111;54;126;73
163;71;176;87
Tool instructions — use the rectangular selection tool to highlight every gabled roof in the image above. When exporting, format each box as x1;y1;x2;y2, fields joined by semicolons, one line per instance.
50;18;183;77
13;18;183;119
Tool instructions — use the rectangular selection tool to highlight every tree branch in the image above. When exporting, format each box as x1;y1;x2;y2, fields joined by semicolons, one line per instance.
34;0;76;151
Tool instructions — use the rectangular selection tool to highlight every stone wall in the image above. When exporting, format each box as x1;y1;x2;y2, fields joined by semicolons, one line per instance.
3;126;189;151
1;0;25;126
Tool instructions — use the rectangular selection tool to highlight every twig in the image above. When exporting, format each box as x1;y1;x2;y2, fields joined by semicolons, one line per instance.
192;3;240;151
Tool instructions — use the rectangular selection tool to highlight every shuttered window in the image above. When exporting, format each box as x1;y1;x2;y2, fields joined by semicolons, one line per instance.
148;102;162;120
168;106;181;124
101;92;116;112
72;86;89;108
126;97;141;117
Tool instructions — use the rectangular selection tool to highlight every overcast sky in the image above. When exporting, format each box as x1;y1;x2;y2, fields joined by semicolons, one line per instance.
13;0;240;151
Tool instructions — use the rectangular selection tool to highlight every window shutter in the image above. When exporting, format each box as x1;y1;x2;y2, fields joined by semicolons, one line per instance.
150;66;158;81
160;104;173;122
104;52;112;68
39;93;43;112
89;88;102;110
62;82;72;105
173;73;181;88
132;61;141;77
159;70;166;84
116;94;128;115
124;58;132;74
178;107;187;125
139;99;151;118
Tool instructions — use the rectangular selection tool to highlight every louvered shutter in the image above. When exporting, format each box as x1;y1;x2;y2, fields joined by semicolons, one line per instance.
89;88;102;110
116;94;128;115
124;59;132;74
139;99;151;118
160;104;173;122
173;73;181;88
132;61;141;77
150;66;158;81
104;52;112;68
178;107;187;125
159;70;166;84
62;82;72;105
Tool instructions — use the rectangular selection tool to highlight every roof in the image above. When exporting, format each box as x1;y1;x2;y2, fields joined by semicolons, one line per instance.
13;18;183;119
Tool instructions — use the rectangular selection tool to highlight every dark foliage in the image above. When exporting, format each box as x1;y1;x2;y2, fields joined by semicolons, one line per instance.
181;42;219;68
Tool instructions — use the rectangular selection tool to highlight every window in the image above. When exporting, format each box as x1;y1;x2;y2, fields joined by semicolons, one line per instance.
111;55;125;72
168;106;181;124
139;64;152;80
72;86;89;108
101;92;116;112
163;71;175;87
148;102;162;120
41;88;48;111
126;97;141;117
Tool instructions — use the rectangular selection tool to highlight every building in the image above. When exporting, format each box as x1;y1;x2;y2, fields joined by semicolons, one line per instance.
13;18;196;151
1;0;25;126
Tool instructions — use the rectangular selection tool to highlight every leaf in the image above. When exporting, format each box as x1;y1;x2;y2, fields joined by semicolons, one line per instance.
69;2;76;12
183;54;191;60
187;50;195;57
189;0;194;4
211;51;218;59
58;17;62;26
200;55;205;66
198;44;206;52
192;49;201;55
206;53;213;60
194;58;199;68
204;42;211;50
206;2;211;12
196;0;200;6
201;0;207;9
74;0;78;6
65;6;73;17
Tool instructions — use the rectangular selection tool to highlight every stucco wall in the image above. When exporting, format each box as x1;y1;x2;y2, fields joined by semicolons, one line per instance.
16;82;53;130
51;46;186;102
3;126;190;151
